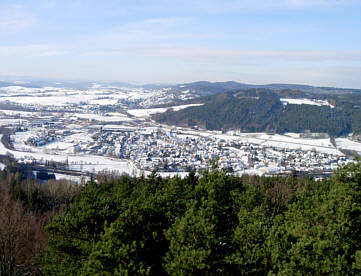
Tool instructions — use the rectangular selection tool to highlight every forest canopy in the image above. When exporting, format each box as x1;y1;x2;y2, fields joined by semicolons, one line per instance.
38;161;361;275
153;89;361;136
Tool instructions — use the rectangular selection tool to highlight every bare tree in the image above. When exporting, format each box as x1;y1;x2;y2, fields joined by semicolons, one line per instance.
0;194;48;275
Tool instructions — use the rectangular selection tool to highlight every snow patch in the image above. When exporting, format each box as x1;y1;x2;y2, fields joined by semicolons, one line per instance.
127;108;168;117
335;138;361;154
280;98;334;108
171;103;204;111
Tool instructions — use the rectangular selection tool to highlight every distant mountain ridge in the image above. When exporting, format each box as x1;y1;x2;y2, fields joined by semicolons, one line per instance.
171;81;361;96
1;78;360;136
0;79;360;94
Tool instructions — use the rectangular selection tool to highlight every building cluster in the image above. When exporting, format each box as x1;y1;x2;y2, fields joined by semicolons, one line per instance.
1;106;355;177
85;127;351;175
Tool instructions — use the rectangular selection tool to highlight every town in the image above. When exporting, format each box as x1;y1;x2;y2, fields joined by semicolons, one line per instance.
0;84;360;182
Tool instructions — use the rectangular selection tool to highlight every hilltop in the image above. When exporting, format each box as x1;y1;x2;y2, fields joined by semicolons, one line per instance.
153;88;361;136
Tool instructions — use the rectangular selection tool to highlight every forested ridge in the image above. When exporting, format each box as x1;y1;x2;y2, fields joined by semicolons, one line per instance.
1;157;361;275
154;89;361;136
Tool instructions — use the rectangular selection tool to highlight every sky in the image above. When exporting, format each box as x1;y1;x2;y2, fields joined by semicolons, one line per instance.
0;0;360;88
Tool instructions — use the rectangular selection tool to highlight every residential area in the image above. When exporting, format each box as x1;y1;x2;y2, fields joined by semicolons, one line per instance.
0;84;360;180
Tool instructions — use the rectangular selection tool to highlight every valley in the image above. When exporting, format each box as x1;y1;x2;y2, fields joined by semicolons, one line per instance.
0;81;360;181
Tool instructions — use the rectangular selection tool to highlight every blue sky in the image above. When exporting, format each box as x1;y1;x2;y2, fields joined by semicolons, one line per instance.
0;0;360;88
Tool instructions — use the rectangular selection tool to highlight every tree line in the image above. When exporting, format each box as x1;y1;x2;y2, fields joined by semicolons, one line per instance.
1;155;361;275
39;161;361;275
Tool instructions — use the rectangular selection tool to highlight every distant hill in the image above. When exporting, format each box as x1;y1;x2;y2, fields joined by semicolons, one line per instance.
153;89;361;136
0;81;42;88
1;79;359;94
169;81;361;98
0;80;97;89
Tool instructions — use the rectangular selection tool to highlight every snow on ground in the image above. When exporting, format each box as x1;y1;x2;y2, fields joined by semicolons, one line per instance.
63;132;94;144
0;85;178;108
127;108;168;117
75;113;133;122
0;134;140;176
163;127;339;155
0;96;70;106
157;172;189;178
0;119;28;126
0;110;38;117
0;90;99;107
259;133;333;147
11;130;39;152
176;134;200;140
135;170;189;179
128;104;204;118
243;169;265;176
65;124;83;129
0;86;41;94
0;162;5;170
90;98;119;105
335;138;361;153
239;133;341;155
179;129;343;155
11;129;79;154
260;135;341;155
170;104;204;111
42;141;74;151
0;87;111;107
283;132;301;138
280;98;334;108
102;125;137;131
69;156;140;175
54;173;90;184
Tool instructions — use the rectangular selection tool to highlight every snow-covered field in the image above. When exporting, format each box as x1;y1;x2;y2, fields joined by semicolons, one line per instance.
178;130;343;156
0;134;140;176
42;141;74;152
128;104;204;118
0;83;357;179
335;138;361;153
171;103;204;111
74;113;133;122
0;118;27;126
0;85;175;108
54;173;90;184
127;108;168;117
280;98;334;108
0;110;36;117
11;130;39;152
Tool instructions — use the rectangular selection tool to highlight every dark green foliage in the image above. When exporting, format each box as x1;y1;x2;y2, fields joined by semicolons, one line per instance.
155;89;283;132
163;170;240;275
268;164;361;275
154;89;361;136
335;93;361;134
40;178;131;275
279;104;350;136
39;162;361;275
